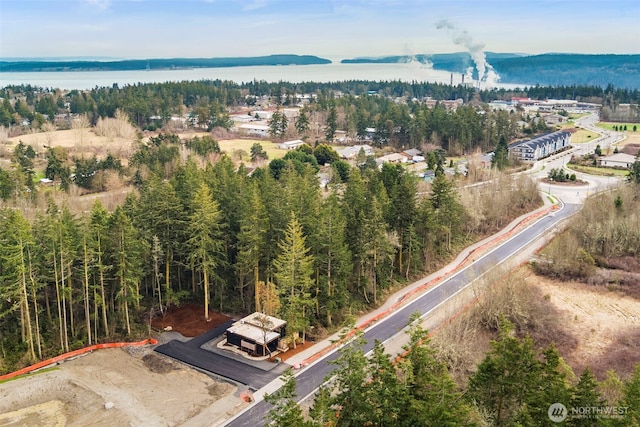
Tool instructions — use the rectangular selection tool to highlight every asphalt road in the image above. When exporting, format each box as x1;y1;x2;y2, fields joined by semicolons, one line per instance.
226;112;625;426
226;201;583;427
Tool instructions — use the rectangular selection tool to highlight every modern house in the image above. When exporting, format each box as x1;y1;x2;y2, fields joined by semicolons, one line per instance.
599;153;636;169
509;131;571;161
225;313;287;357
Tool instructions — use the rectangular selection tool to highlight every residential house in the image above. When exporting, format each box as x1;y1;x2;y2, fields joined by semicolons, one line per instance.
337;144;374;159
402;148;422;158
252;111;273;120
599;153;636;169
376;153;408;166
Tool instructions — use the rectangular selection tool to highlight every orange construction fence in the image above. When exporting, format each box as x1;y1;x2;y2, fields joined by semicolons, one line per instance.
0;338;158;382
298;203;559;368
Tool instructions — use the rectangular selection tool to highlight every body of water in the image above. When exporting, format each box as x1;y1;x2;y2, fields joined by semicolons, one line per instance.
0;62;523;90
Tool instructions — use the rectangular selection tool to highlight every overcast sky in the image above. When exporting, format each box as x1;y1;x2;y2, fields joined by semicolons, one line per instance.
1;0;638;60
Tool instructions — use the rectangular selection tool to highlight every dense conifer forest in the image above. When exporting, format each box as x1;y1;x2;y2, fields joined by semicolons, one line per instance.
0;77;564;372
1;79;639;425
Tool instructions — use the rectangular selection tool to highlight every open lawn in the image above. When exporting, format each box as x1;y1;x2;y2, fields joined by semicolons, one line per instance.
218;138;286;162
597;122;639;132
570;128;600;143
566;163;629;177
568;113;591;120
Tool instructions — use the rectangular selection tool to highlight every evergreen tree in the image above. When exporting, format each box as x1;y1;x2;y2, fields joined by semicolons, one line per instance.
325;103;338;142
430;170;464;254
272;212;314;348
568;369;605;427
401;319;476;426
468;319;542;426
236;184;269;312
618;365;640;426
88;201;112;338
313;194;352;327
268;109;287;138
0;209;41;362
136;177;187;298
186;182;225;318
250;142;268;162
295;108;310;136
265;369;311;427
628;155;640;185
492;135;510;170
326;333;373;426
108;207;146;335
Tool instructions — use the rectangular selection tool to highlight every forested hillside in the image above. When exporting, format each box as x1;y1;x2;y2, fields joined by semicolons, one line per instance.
2;80;639;137
342;52;640;89
2;77;640;425
0;54;331;72
0;124;542;374
267;319;640;426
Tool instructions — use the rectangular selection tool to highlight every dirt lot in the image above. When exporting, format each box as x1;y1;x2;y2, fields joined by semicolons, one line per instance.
0;306;241;427
151;304;232;337
0;304;319;427
0;348;236;427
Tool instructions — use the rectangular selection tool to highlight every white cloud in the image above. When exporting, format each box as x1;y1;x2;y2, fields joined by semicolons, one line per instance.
81;0;112;10
242;0;267;11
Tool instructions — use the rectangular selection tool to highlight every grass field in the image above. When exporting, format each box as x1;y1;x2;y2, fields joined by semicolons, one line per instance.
3;129;294;163
570;129;600;143
566;163;629;177
218;138;287;161
597;122;639;132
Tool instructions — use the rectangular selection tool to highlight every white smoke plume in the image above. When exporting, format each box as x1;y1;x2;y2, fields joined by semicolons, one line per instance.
436;19;500;87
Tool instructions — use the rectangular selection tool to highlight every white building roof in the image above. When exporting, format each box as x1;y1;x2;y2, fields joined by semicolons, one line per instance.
239;123;269;131
279;139;305;149
226;312;286;345
601;153;636;163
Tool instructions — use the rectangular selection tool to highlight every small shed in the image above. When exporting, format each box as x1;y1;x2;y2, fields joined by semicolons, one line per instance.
225;313;287;357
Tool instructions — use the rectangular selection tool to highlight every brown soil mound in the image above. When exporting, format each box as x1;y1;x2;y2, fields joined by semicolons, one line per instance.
151;304;231;337
142;353;176;374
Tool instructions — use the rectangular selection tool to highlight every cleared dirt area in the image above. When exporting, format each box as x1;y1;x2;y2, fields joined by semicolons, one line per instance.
151;304;232;337
0;304;317;427
534;274;640;379
5;128;134;159
616;132;640;155
0;348;236;427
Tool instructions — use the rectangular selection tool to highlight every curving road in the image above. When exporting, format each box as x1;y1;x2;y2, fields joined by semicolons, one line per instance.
226;201;582;427
225;112;626;426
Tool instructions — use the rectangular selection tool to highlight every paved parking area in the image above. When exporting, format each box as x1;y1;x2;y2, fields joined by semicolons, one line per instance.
154;320;289;389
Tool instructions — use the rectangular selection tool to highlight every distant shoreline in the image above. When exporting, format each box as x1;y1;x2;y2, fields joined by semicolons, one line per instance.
0;54;332;73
